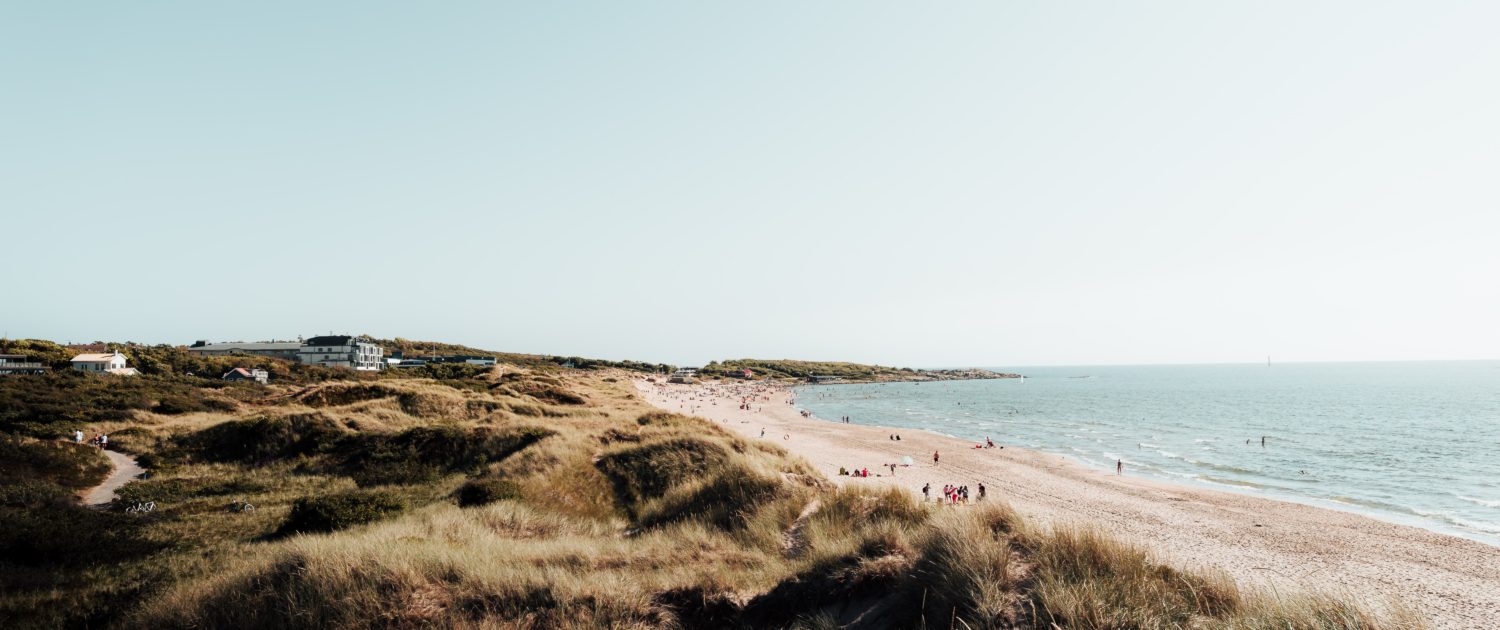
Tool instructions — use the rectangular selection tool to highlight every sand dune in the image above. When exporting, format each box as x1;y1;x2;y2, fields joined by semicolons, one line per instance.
639;379;1500;629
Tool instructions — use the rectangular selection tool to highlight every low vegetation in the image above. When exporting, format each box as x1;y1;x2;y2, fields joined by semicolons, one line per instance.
0;339;1417;629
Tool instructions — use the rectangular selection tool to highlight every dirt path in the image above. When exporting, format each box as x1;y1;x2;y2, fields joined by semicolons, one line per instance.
82;449;144;506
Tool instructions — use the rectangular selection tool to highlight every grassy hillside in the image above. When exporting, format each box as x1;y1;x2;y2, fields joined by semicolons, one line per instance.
698;358;1019;382
0;346;1414;629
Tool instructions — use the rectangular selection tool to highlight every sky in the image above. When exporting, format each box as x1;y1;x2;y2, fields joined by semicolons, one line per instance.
3;2;1498;367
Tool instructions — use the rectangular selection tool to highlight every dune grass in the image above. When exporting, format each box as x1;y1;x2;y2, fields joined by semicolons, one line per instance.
0;366;1422;629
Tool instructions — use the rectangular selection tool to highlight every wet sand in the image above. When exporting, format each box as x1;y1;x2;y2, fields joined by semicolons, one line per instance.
639;379;1500;629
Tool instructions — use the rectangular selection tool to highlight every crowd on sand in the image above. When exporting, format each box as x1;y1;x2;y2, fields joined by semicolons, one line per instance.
644;378;999;507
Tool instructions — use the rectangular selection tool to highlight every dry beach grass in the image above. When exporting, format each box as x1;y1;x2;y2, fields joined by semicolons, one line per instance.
0;365;1432;628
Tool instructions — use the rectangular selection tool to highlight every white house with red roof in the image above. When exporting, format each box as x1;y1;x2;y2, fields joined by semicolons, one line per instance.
222;367;269;384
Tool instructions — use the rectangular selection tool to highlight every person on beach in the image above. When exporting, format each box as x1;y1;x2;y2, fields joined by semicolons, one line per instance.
759;428;765;438
922;483;930;501
1116;459;1123;475
978;483;986;501
933;451;940;465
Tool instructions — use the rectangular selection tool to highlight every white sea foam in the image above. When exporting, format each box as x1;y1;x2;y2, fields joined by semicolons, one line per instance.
1454;494;1500;508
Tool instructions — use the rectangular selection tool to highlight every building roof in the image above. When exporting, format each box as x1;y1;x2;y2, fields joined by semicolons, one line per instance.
304;335;358;347
71;352;121;363
189;341;302;352
0;354;29;359
222;367;265;379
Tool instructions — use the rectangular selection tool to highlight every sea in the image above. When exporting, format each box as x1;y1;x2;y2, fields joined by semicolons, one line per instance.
794;361;1500;547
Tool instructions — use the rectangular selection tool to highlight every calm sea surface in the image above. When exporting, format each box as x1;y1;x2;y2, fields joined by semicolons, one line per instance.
795;362;1500;546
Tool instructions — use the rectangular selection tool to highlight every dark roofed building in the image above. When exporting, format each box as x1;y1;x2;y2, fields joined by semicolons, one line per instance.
0;354;48;375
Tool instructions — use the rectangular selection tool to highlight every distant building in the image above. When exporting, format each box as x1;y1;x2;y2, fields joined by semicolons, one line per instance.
668;368;698;384
300;335;384;371
0;354;48;375
222;367;269;384
429;355;498;366
187;340;303;361
71;351;137;376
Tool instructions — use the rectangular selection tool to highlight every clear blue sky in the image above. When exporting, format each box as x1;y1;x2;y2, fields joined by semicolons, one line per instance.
4;3;1497;367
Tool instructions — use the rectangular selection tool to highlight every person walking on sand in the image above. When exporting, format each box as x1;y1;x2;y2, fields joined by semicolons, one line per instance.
933;451;940;465
922;483;930;501
759;428;765;438
978;483;986;502
1116;459;1123;475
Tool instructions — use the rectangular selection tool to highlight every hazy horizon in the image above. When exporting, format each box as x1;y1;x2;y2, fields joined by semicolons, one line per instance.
5;3;1498;367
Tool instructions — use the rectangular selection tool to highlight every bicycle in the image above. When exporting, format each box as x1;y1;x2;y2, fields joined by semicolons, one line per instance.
229;498;256;513
125;501;156;514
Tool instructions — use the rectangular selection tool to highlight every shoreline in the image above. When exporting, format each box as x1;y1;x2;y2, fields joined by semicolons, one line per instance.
839;403;1497;550
638;379;1500;629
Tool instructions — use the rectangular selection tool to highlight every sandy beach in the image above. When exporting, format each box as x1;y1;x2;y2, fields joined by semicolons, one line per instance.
638;379;1500;629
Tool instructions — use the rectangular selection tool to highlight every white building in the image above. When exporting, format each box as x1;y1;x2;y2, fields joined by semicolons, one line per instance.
187;340;303;360
71;351;137;376
299;335;384;371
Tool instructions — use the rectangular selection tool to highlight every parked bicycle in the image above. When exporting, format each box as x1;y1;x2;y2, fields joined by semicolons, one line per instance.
229;498;256;513
125;501;156;514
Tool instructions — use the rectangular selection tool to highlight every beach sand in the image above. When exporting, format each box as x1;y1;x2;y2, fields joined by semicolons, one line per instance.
638;379;1500;629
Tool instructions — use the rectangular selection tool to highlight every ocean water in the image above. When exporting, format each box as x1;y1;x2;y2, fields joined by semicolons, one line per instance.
795;361;1500;547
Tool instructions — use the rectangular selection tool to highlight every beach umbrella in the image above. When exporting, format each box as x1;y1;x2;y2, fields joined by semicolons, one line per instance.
901;456;914;466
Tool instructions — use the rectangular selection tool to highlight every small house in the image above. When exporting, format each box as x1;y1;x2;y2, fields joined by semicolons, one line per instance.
223;367;269;384
71;351;137;376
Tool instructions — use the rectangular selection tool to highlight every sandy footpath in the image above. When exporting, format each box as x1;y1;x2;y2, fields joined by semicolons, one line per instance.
638;380;1500;629
83;449;144;506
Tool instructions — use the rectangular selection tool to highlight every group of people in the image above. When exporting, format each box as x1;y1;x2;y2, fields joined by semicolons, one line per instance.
922;482;986;504
886;433;903;441
74;429;108;449
842;462;905;478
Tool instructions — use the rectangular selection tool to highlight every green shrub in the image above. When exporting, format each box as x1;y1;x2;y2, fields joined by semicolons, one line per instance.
595;438;729;510
0;480;74;509
278;490;405;535
456;477;522;507
531;387;587;405
115;476;268;505
179;414;345;464
0;502;161;566
0;436;111;490
637;465;785;530
340;425;552;487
